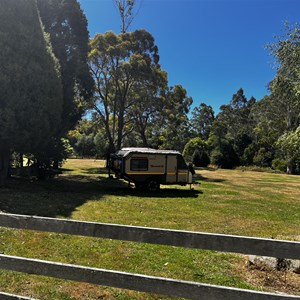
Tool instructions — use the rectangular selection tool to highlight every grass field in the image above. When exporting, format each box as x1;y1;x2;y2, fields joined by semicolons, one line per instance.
0;159;299;299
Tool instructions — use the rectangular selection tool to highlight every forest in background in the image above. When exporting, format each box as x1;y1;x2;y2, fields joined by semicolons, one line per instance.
0;0;300;188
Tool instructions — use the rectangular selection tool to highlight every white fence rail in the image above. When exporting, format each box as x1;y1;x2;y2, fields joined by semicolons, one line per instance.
0;213;299;300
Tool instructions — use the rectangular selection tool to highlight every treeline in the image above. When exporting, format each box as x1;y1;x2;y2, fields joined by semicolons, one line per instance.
0;0;299;187
70;23;300;175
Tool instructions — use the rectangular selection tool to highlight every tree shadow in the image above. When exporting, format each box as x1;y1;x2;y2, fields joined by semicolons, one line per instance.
0;175;201;218
0;177;104;218
83;167;108;175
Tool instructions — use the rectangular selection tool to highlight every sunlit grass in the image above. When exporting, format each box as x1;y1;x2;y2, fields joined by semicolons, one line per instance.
0;159;299;299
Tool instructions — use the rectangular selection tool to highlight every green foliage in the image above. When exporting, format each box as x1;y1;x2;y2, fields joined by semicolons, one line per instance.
208;89;256;168
89;29;164;151
192;150;210;167
276;126;300;174
37;0;94;134
0;0;64;183
241;143;258;166
157;85;193;151
183;137;207;162
68;120;110;158
268;23;300;112
217;89;256;145
210;139;239;169
251;24;300;174
253;147;273;167
271;158;287;172
190;103;215;139
94;132;110;158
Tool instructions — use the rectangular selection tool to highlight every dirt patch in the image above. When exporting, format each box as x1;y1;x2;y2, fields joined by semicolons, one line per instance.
235;256;300;296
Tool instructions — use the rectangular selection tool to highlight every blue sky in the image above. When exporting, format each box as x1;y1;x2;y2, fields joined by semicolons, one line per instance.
78;0;300;113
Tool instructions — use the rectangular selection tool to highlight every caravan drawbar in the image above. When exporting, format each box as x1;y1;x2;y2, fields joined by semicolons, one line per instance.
108;148;195;192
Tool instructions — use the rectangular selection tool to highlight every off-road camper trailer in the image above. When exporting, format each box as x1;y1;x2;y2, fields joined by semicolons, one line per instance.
108;148;195;192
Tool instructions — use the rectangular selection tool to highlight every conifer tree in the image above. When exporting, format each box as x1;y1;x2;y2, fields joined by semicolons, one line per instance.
0;0;63;185
37;0;94;134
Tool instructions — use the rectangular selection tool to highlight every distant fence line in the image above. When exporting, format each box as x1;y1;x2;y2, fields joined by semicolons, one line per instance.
0;213;299;300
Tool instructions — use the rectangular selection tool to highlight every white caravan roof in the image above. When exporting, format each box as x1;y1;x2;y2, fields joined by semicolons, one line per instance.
117;147;181;157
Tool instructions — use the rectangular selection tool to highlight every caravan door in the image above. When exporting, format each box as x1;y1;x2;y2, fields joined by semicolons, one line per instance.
166;155;177;183
177;154;189;183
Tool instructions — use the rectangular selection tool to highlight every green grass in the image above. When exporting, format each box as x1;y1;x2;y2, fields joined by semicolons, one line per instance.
0;159;299;299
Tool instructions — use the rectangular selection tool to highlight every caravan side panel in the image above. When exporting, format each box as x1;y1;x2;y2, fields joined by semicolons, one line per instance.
124;154;166;183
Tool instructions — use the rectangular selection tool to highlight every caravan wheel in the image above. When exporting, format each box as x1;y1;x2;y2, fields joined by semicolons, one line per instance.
135;182;144;190
146;179;160;192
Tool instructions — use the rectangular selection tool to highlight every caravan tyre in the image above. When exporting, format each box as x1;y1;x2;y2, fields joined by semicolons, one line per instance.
146;179;160;192
135;182;144;190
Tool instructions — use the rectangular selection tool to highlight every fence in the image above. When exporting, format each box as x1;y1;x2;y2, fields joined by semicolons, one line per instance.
0;213;299;300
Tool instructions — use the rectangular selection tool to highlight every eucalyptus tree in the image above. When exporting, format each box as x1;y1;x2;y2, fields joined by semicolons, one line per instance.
266;23;300;132
89;29;163;151
254;24;300;140
218;88;256;145
277;126;300;174
128;68;168;147
208;89;256;167
0;0;63;185
190;103;215;140
253;24;300;172
157;85;193;151
114;0;139;33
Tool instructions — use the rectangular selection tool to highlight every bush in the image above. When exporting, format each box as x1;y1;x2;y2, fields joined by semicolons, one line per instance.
183;137;207;162
271;158;287;172
192;150;210;167
210;141;239;169
253;148;273;167
241;143;258;166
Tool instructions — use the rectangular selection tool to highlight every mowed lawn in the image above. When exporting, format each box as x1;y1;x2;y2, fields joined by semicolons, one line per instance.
0;158;299;299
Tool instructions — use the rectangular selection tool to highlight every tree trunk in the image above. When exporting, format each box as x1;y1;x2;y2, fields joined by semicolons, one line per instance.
53;160;59;170
140;130;149;147
117;103;125;150
19;153;23;168
0;149;10;187
117;113;124;150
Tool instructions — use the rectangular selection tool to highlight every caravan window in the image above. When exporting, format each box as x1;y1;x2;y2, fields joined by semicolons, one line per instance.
177;155;187;169
130;158;148;171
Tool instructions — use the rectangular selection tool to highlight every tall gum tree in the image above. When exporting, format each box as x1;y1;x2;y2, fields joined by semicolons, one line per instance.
253;24;300;172
157;85;193;151
114;0;139;33
267;24;300;132
190;103;215;140
89;29;163;151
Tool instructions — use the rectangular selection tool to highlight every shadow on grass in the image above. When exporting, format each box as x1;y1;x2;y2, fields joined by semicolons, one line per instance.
115;187;202;198
84;167;108;175
0;177;105;218
196;174;226;183
0;175;201;218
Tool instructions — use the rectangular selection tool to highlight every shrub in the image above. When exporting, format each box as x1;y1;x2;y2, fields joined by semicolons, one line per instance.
253;148;273;167
271;158;287;172
192;150;210;167
183;137;207;162
210;141;239;169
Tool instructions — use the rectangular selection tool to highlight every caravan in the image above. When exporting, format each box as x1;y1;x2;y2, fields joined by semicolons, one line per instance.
108;148;195;192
